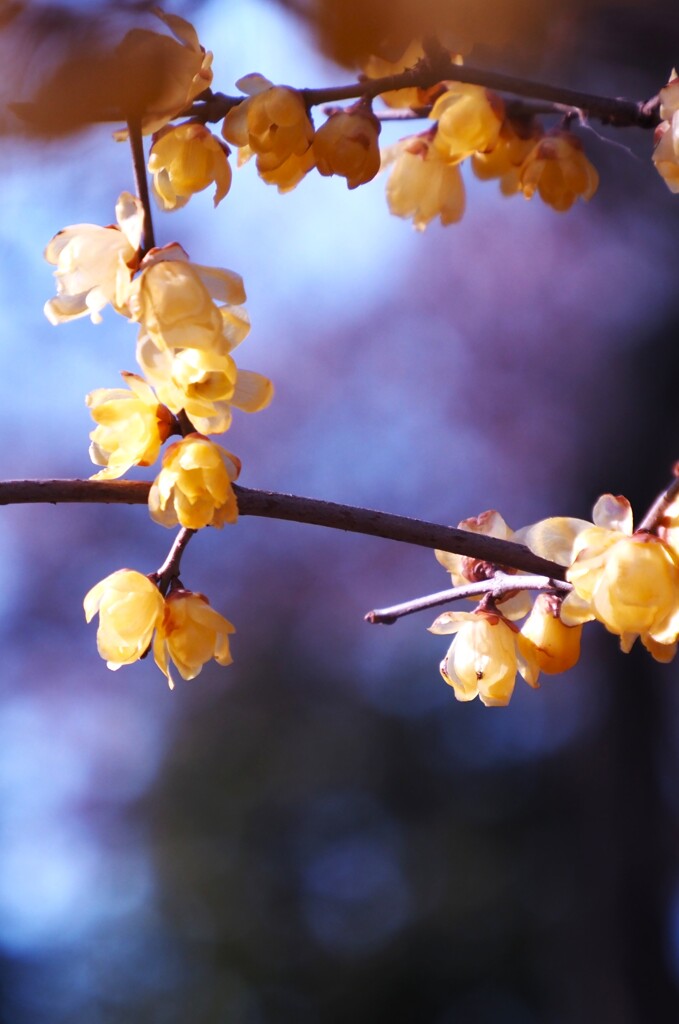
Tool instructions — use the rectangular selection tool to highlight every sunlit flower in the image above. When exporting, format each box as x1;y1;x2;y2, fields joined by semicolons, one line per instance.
153;588;235;688
86;372;174;480
84;569;164;670
113;9;213;137
383;132;465;230
518;131;599;212
125;244;246;352
652;75;679;192
472;119;543;195
435;509;532;619
430;608;540;707
44;193;143;324
314;107;381;189
222;74;315;188
518;494;679;658
363;41;429;109
148;122;232;209
430;84;504;163
148;433;241;529
137;334;273;434
519;594;582;674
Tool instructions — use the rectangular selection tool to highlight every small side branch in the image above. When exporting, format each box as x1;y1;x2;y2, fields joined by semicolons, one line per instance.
366;573;571;624
127;117;155;253
153;527;197;594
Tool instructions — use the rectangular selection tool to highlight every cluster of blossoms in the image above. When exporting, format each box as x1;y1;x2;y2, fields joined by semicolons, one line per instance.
430;492;679;707
44;11;273;687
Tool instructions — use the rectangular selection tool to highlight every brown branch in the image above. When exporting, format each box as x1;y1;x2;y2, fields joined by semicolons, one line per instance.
366;573;571;625
637;472;679;535
0;478;566;578
127;117;155;253
152;527;197;594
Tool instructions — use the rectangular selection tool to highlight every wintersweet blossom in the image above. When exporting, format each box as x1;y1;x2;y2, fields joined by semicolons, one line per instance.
137;334;273;434
472;120;543;196
652;72;679;192
84;569;164;670
153;589;235;688
518;132;599;212
383;133;465;230
517;494;679;659
363;41;429;109
148;434;241;529
44;193;143;324
520;594;582;674
125;244;246;352
222;75;315;188
429;609;540;707
314;108;381;189
113;9;213;137
148;123;232;209
86;372;174;480
430;84;505;163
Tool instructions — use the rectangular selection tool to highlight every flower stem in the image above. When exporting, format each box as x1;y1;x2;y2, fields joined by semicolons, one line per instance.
127;117;156;253
153;527;197;594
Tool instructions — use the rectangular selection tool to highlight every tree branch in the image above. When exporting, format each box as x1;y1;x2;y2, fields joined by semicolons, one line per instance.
0;478;566;578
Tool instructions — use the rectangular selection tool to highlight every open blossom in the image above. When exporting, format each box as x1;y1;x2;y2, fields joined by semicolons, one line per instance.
125;244;246;352
44;193;143;324
149;434;241;529
114;9;213;137
84;569;164;670
137;334;273;434
384;132;465;230
153;589;235;688
86;372;174;480
430;84;505;163
520;594;582;674
148;122;232;210
314;107;381;189
472;119;543;195
222;74;315;189
517;494;679;660
518;131;599;212
430;609;540;707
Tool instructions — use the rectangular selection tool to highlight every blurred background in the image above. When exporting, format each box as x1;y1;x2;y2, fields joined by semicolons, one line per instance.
1;0;679;1021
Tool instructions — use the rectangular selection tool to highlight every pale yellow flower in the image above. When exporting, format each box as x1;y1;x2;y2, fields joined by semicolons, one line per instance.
125;244;246;352
518;494;679;658
430;84;504;163
430;609;540;707
153;589;235;688
222;74;315;189
383;133;465;230
471;120;543;196
44;193;143;324
314;108;381;189
148;122;232;210
518;132;599;212
363;41;430;109
652;120;679;193
84;569;164;670
137;334;273;434
519;594;582;674
86;372;174;480
148;434;241;529
113;9;213;137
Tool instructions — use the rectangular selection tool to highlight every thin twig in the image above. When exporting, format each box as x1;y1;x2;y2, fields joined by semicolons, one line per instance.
637;471;679;534
127;117;155;253
153;527;197;594
366;572;571;625
0;478;566;578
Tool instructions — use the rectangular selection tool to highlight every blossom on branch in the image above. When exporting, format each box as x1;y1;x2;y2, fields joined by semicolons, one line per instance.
149;434;241;529
430;84;505;164
86;372;174;480
314;106;381;189
518;131;599;212
84;569;164;670
153;589;235;689
471;120;543;196
148;122;232;210
383;132;465;230
519;594;582;674
44;193;143;324
652;72;679;192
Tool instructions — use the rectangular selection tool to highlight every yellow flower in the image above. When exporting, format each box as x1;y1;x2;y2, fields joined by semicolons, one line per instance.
113;9;213;137
86;372;174;480
148;434;241;529
518;494;679;659
222;74;315;189
363;41;429;109
519;594;582;674
652;75;679;192
153;589;235;688
148;122;232;210
84;569;164;670
518;132;599;212
137;334;273;434
430;84;505;163
384;133;465;230
314;107;381;189
471;120;543;195
44;193;143;324
429;609;540;707
125;244;246;352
